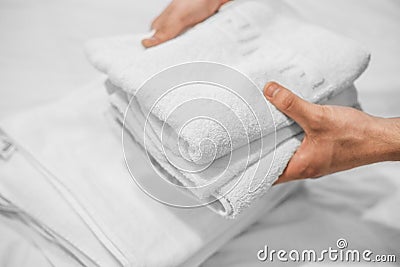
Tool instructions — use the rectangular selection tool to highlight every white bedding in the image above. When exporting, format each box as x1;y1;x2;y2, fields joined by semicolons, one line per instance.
0;0;399;266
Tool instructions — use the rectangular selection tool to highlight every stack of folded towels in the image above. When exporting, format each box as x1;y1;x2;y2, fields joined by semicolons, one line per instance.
0;1;372;266
86;0;370;218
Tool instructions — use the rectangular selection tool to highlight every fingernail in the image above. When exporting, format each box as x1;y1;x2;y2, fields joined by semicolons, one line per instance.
142;36;158;48
265;82;280;98
144;36;157;44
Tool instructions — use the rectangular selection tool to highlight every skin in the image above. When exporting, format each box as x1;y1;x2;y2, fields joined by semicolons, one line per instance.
142;0;230;48
143;0;400;184
264;82;400;184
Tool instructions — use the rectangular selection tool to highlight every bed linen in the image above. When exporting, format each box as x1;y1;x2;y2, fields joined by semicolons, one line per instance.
0;0;399;266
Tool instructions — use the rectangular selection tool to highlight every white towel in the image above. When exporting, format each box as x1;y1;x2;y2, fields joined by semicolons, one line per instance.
85;0;370;217
0;82;301;266
107;81;360;217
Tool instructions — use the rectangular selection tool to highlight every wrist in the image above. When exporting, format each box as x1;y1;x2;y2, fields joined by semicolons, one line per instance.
383;118;400;161
372;117;400;162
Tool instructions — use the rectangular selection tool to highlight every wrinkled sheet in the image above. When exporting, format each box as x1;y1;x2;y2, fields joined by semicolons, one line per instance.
0;0;399;266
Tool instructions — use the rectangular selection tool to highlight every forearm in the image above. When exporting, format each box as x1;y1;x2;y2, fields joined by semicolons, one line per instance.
264;82;400;184
329;113;400;173
374;117;400;162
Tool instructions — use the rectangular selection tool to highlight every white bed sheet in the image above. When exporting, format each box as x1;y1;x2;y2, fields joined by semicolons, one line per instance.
0;0;399;266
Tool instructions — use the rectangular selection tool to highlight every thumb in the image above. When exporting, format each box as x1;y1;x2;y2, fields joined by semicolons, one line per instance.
263;82;318;130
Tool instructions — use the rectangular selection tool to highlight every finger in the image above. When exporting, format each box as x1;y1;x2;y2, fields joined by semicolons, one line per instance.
151;6;172;31
218;0;232;10
263;82;319;131
142;12;188;48
273;155;306;185
151;16;162;31
274;162;301;185
141;32;163;48
274;139;318;185
142;23;183;48
273;136;308;185
273;173;291;185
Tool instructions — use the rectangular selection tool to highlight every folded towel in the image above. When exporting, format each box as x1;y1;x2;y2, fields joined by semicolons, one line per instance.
0;82;302;266
85;0;370;217
107;80;360;216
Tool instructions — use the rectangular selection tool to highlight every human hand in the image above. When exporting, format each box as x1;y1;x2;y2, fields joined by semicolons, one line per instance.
142;0;229;48
263;82;400;184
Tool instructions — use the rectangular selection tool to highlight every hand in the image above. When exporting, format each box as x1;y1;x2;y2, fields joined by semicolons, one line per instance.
263;82;400;184
142;0;229;48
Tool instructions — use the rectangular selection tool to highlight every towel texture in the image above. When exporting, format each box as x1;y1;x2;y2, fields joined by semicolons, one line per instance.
85;0;370;217
0;83;301;267
108;82;360;216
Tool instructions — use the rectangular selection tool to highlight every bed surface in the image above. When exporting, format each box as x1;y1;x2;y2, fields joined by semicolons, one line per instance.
0;0;399;266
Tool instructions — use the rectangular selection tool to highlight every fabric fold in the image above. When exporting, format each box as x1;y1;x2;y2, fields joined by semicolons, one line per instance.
107;81;360;216
0;82;303;266
85;0;370;217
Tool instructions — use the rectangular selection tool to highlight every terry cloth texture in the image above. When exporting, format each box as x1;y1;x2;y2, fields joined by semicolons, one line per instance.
85;0;370;217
